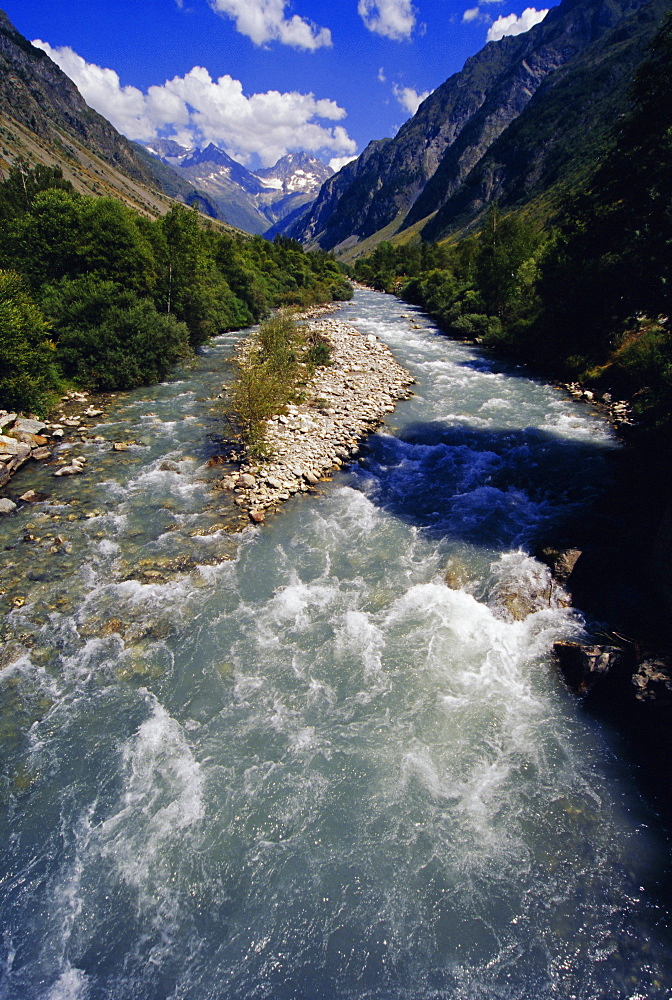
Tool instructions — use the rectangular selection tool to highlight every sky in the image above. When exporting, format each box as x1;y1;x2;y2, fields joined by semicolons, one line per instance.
4;0;554;171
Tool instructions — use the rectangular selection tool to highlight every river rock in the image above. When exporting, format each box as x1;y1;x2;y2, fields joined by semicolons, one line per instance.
0;498;17;514
13;417;47;435
0;435;28;455
536;546;582;583
553;641;634;695
632;657;672;704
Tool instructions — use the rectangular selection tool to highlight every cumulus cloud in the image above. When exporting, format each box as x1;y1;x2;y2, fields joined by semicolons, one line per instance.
358;0;416;40
487;6;548;41
378;66;387;82
328;154;358;172
32;41;356;166
462;7;481;22
393;84;431;115
208;0;331;49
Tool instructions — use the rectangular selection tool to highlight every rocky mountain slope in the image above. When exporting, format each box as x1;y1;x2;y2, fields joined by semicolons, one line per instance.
142;142;333;235
0;10;182;216
286;0;667;254
0;10;248;225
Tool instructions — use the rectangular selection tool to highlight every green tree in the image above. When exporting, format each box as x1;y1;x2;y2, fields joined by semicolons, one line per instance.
0;161;74;221
475;205;542;322
151;205;239;345
0;188;84;290
0;270;60;413
79;198;157;295
41;275;190;390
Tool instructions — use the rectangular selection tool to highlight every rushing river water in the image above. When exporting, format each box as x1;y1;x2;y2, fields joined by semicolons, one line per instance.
1;288;671;999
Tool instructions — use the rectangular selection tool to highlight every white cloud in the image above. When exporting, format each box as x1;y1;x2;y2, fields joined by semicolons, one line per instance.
358;0;416;40
208;0;331;49
462;7;481;22
32;41;356;167
487;7;548;41
378;66;387;82
393;84;431;115
328;155;357;172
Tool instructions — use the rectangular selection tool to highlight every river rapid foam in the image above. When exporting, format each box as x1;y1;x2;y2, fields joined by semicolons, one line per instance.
0;289;670;999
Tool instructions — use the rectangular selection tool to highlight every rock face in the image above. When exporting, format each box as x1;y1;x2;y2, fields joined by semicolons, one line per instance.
219;306;414;516
536;546;583;584
286;0;668;252
0;11;155;188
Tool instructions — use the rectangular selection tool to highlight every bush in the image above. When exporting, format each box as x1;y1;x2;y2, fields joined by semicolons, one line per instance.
0;270;60;414
41;275;191;390
228;311;332;457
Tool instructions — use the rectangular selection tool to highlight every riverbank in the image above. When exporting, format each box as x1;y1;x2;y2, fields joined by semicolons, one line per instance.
215;304;415;523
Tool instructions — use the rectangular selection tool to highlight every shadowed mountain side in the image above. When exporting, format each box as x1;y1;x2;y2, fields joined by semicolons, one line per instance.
417;0;670;240
286;0;666;254
349;420;616;553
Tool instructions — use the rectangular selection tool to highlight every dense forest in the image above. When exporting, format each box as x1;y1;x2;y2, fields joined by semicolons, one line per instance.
352;14;672;447
0;167;351;415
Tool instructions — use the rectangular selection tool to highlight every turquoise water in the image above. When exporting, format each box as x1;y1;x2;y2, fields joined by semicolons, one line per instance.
0;289;670;999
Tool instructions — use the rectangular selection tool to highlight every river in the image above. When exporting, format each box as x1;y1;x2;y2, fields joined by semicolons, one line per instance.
0;288;670;999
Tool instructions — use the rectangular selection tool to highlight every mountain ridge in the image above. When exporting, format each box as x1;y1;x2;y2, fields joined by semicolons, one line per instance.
140;141;333;235
0;8;221;220
285;0;666;254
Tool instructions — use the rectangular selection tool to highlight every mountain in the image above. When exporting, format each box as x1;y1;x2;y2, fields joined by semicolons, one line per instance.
0;9;184;216
256;152;334;232
256;152;333;195
286;0;669;255
141;143;333;235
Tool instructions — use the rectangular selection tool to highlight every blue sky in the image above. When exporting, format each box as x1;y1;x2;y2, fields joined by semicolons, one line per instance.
4;0;554;170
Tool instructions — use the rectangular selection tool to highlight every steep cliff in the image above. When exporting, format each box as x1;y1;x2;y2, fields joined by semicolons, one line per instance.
288;0;665;253
419;0;670;240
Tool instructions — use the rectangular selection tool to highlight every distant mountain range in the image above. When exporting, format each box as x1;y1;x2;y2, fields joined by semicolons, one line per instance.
139;141;333;235
0;8;331;235
1;0;668;250
282;0;670;256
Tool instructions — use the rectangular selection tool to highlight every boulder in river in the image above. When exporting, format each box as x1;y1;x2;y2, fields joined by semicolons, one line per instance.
536;546;582;583
553;641;635;695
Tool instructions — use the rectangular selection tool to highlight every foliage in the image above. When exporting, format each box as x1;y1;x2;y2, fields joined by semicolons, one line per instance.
40;275;191;391
0;166;352;412
0;161;74;220
228;311;332;458
0;269;60;414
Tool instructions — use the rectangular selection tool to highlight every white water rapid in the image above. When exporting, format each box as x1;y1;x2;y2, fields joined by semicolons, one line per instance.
0;289;670;999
